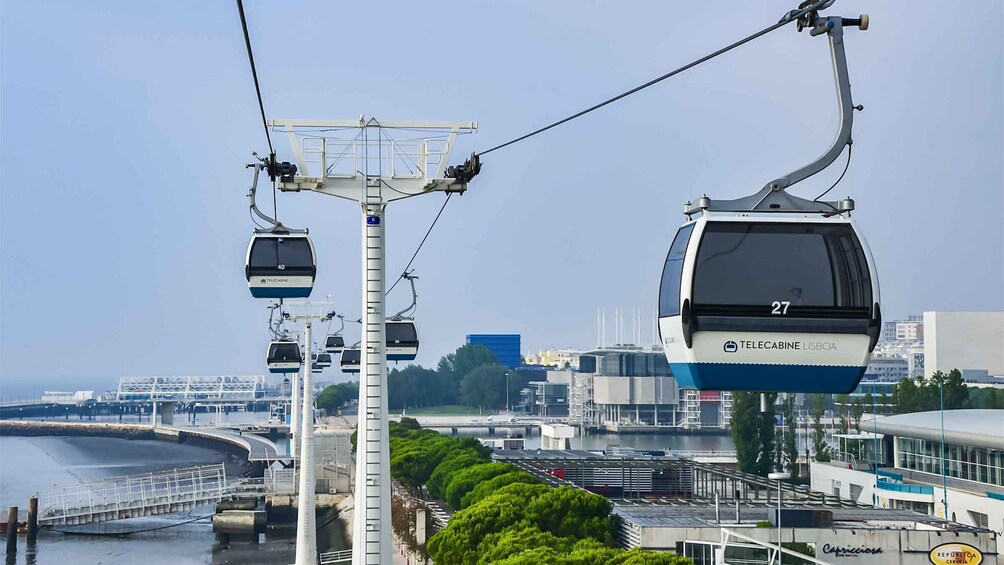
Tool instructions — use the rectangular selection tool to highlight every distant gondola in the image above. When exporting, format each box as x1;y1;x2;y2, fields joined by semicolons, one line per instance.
386;320;419;362
340;348;361;374
316;352;333;368
324;335;345;353
266;340;302;374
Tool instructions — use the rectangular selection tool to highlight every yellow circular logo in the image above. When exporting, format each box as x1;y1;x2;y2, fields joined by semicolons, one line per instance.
929;543;983;565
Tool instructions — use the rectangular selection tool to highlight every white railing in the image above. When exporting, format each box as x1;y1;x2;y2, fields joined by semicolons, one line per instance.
719;528;833;565
39;463;274;525
319;549;352;564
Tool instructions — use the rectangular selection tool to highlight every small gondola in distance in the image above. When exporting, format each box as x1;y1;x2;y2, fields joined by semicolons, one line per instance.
324;334;345;354
386;320;419;362
340;348;361;374
266;340;302;374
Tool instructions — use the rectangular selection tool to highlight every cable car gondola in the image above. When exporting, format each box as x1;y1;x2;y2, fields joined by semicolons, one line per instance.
266;340;302;374
386;320;419;362
658;9;878;394
340;347;361;374
659;215;880;393
316;352;332;368
386;272;420;362
245;232;317;299
325;334;345;353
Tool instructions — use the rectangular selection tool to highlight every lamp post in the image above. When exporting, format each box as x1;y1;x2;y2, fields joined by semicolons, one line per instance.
939;375;948;520
768;471;791;565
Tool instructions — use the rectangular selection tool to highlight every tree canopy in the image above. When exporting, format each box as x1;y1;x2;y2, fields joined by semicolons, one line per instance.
387;419;691;564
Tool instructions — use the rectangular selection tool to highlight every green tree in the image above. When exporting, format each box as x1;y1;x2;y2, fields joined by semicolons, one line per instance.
316;381;359;412
438;344;499;392
426;444;490;500
892;376;920;413
781;394;799;477
461;470;542;509
528;486;619;544
443;462;515;509
460;363;507;411
730;392;760;474
756;393;778;476
811;393;830;462
851;399;864;432
475;526;573;564
940;369;969;409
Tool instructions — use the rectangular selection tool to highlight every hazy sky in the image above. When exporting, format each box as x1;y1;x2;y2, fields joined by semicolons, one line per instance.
2;1;1002;398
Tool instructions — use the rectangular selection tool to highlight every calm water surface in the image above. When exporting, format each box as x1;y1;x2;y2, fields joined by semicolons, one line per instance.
0;435;303;565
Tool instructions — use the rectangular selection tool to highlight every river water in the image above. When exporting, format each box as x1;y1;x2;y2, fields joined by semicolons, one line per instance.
0;435;309;565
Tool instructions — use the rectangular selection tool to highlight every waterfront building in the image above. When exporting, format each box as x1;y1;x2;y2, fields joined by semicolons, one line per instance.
567;347;732;431
522;348;581;368
881;314;924;344
465;333;521;369
863;353;911;382
810;409;1004;535
521;370;570;416
923;311;1004;379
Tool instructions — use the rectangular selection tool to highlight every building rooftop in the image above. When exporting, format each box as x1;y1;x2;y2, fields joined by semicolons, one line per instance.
870;410;1004;449
613;502;983;532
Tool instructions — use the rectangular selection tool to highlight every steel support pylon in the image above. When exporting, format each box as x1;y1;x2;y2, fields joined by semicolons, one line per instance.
354;192;393;563
265;116;477;565
295;322;316;565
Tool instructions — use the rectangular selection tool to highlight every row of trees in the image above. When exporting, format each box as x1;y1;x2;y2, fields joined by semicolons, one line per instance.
388;418;690;564
318;344;528;412
731;368;1002;478
731;392;844;478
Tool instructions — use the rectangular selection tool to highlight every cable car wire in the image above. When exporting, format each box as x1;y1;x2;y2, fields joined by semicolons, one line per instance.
477;0;829;157
236;0;272;157
814;143;852;203
236;0;281;220
386;194;452;296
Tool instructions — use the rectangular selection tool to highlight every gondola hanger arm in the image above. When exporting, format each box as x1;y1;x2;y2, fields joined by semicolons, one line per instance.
247;153;307;235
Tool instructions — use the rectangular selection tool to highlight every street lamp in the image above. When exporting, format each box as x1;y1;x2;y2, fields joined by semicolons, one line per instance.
768;471;791;564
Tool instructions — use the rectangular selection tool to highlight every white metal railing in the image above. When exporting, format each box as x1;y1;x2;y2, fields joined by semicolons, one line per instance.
269;467;296;495
38;463;273;525
299;135;454;181
671;450;739;459
319;549;352;564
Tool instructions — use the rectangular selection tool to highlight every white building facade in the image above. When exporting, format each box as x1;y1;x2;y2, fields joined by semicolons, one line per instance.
811;410;1004;535
924;311;1004;378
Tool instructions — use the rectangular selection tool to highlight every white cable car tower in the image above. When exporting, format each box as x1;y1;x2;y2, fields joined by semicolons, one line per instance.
283;300;336;565
269;117;477;564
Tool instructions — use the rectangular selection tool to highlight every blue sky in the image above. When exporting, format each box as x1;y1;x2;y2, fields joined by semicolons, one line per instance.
2;1;1001;398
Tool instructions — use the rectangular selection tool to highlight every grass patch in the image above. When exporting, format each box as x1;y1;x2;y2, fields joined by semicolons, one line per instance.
392;405;481;415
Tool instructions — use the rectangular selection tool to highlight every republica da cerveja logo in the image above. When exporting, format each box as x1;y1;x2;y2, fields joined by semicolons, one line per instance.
929;543;983;565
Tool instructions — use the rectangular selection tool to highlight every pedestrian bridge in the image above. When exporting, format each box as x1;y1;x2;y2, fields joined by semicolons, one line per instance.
38;463;273;526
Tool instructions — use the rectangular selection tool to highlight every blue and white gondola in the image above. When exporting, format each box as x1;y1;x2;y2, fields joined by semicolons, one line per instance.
266;340;302;374
340;348;361;374
245;233;317;299
324;334;345;354
386;320;419;362
658;214;881;393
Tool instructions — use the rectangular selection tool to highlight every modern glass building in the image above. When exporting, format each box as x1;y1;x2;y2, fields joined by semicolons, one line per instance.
811;409;1004;534
465;334;521;369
